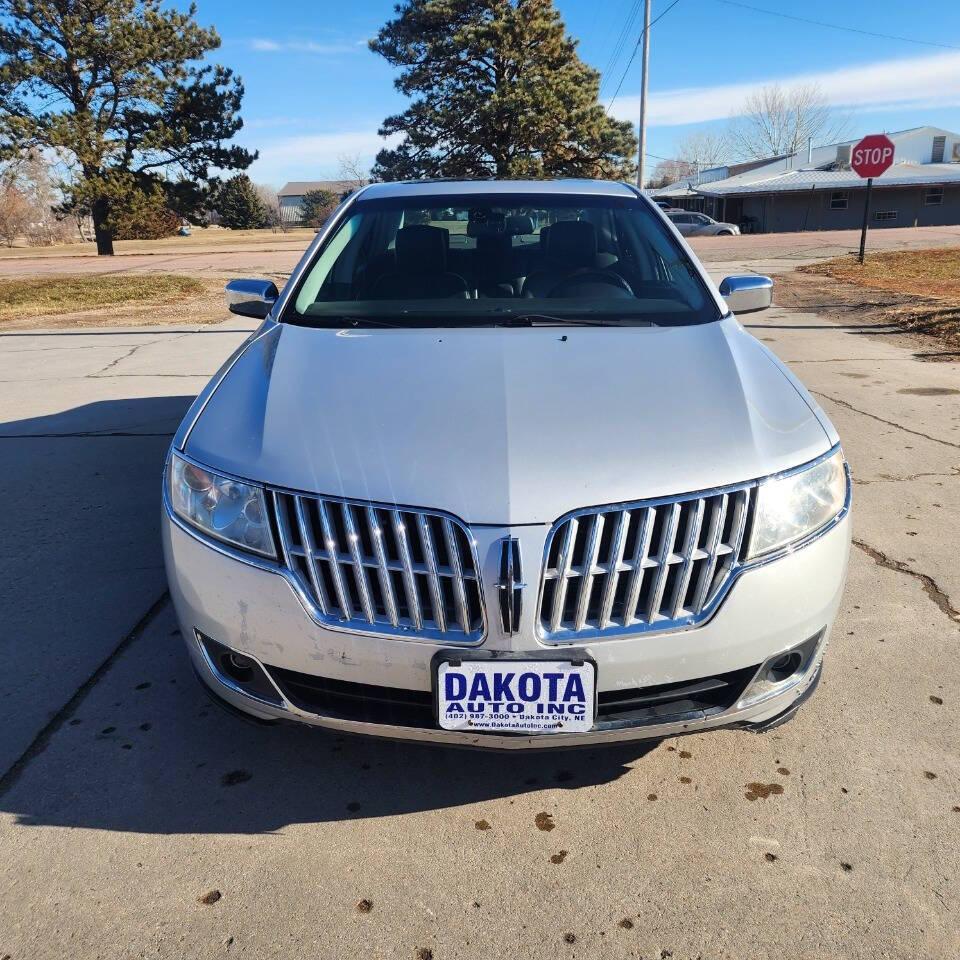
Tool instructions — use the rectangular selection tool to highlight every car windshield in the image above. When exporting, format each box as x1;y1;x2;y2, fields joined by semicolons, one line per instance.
283;191;721;327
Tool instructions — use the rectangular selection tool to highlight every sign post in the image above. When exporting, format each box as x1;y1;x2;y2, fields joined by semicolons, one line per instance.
850;134;895;264
858;178;873;264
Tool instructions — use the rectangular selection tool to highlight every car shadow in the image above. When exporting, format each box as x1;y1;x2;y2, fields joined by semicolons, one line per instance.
0;395;660;835
3;611;659;834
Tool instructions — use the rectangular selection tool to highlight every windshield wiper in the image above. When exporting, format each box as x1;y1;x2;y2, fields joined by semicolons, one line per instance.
494;312;653;327
302;315;411;329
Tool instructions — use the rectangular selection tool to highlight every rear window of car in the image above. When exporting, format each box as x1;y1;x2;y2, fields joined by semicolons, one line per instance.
282;192;721;328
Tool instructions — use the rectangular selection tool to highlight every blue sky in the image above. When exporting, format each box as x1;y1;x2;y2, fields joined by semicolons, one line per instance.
195;0;960;186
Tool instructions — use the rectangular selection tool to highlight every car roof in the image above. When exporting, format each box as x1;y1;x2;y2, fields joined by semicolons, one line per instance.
357;178;639;200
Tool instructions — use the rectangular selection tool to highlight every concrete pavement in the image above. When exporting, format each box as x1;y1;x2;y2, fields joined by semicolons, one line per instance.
0;265;957;958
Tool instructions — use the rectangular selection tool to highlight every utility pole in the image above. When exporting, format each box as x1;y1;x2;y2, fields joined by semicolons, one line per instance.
636;0;651;189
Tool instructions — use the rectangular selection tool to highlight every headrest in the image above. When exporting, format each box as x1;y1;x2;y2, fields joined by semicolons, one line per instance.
547;220;598;267
506;215;535;235
395;224;449;273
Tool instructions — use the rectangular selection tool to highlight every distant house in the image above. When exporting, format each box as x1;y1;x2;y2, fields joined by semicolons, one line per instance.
277;181;365;225
647;126;960;233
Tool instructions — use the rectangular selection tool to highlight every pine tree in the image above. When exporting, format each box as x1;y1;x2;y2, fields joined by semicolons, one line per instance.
370;0;637;181
216;175;267;230
300;189;338;227
0;0;256;254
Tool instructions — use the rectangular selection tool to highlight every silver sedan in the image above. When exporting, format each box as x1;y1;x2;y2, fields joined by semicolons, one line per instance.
668;210;741;236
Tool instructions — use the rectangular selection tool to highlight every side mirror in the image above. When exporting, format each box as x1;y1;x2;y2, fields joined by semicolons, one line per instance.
719;275;773;314
225;279;279;319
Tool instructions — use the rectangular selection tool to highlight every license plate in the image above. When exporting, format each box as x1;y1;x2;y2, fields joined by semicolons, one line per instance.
437;659;595;734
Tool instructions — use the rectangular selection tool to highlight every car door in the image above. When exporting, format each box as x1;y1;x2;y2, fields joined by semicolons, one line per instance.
689;214;712;236
670;213;692;236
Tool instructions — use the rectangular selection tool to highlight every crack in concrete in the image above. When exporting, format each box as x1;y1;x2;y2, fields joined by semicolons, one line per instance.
853;540;960;625
0;593;170;797
784;358;915;363
852;468;960;485
814;392;960;450
92;339;158;376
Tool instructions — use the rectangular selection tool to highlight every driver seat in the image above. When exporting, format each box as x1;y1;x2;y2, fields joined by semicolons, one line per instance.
521;221;607;298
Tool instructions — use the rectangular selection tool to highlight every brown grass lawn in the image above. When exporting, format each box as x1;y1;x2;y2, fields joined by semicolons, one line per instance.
785;248;960;351
0;226;315;259
799;248;960;301
0;274;209;323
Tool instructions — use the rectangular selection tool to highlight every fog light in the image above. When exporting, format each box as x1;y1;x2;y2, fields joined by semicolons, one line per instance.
223;651;255;682
738;630;825;709
194;629;284;707
766;650;803;683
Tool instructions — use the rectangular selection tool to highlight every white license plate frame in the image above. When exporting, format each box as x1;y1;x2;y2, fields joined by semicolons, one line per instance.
435;656;596;734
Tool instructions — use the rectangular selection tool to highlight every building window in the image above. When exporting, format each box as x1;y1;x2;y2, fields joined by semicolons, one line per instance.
932;135;946;163
829;191;848;210
924;186;944;206
874;210;898;222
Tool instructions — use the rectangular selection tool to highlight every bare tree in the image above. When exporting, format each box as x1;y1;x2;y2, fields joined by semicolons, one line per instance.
336;153;371;192
254;184;283;231
649;158;693;188
726;83;850;161
0;176;32;246
675;130;729;171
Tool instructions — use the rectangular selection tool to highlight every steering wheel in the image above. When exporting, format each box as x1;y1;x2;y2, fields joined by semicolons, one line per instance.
547;270;635;298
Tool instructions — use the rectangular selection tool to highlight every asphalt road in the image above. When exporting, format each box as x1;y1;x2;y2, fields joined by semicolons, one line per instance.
0;246;958;959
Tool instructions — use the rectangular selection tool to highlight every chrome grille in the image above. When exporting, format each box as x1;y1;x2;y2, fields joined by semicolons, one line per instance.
272;492;484;643
538;486;752;642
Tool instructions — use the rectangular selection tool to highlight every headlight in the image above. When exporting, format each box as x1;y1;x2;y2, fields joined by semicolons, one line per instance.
747;450;847;559
167;453;275;558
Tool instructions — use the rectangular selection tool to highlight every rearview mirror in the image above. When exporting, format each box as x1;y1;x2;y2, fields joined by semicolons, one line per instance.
719;275;773;314
225;279;279;319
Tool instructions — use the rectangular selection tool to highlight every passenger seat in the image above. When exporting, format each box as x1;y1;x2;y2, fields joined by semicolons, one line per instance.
371;225;469;300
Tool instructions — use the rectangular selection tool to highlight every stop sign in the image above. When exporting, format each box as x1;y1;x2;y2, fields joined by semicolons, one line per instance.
851;134;895;178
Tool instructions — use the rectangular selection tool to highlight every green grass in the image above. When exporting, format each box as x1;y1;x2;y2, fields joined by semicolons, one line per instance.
0;274;208;321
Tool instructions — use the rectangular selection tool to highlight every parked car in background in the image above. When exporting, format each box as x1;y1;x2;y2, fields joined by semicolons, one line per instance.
667;210;741;236
163;178;849;749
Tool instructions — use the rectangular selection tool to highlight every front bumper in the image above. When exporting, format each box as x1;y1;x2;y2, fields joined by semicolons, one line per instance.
162;501;850;749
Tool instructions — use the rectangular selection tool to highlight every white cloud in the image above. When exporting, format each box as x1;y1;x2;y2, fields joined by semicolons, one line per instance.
610;51;960;126
248;130;403;184
249;38;361;55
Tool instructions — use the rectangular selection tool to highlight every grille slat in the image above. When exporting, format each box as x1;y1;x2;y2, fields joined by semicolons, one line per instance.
646;502;681;623
442;517;472;635
418;514;446;633
273;492;484;643
622;506;655;625
316;498;352;621
343;504;375;624
549;517;578;633
573;513;604;632
692;493;728;609
368;505;400;628
598;509;629;629
671;498;704;619
392;510;423;631
539;486;752;642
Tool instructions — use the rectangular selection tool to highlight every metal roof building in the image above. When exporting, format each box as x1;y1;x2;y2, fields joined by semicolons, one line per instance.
277;180;365;225
648;126;960;233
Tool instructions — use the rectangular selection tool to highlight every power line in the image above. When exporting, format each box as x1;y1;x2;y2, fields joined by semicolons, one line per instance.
715;0;960;51
599;0;645;97
606;0;682;110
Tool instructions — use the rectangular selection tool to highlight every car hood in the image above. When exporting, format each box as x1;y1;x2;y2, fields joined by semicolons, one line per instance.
183;318;831;525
